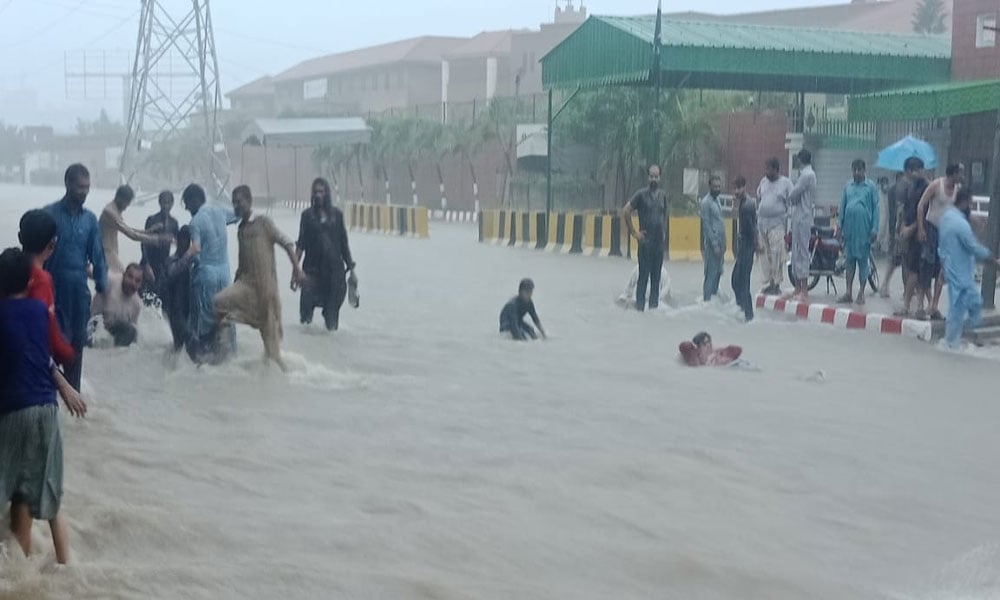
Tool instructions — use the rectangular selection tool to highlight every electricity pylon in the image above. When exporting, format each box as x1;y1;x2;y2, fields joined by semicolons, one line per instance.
121;0;230;199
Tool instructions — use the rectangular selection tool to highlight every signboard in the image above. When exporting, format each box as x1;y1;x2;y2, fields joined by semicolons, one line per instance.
516;124;547;158
105;146;123;170
683;168;700;196
303;78;328;100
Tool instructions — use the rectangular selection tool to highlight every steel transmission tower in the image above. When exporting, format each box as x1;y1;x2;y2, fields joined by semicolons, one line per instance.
121;0;230;199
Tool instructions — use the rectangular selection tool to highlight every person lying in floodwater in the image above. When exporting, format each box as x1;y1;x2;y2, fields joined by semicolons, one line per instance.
679;332;743;367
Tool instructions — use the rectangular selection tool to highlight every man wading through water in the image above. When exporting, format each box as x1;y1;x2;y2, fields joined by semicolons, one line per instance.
623;165;668;311
214;185;305;371
44;164;108;391
296;178;357;331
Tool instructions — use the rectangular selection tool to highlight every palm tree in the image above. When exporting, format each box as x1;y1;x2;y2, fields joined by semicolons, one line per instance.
313;142;358;204
445;118;496;211
912;0;948;34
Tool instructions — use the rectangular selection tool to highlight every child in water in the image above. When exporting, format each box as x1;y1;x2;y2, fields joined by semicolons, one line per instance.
499;278;547;341
679;332;743;367
0;247;86;565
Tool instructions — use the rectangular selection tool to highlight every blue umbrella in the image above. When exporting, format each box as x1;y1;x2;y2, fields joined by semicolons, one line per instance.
877;135;938;171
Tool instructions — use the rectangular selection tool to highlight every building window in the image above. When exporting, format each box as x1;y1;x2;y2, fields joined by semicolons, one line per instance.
529;52;536;72
384;72;390;90
977;14;997;48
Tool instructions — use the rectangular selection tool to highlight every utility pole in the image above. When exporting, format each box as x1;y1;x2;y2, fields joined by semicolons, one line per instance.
121;0;230;200
982;24;999;309
651;0;663;166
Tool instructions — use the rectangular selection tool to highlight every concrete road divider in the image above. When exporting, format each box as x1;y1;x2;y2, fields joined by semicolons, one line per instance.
347;203;428;238
480;210;735;261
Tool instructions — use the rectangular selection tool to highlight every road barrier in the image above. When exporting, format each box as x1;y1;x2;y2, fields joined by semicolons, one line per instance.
347;203;428;238
545;212;584;253
430;210;478;223
481;210;736;261
625;216;735;261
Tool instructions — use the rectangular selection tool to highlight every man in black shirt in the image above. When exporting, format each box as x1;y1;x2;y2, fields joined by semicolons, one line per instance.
623;164;668;311
140;190;179;304
880;173;908;298
898;158;929;316
499;278;546;341
730;177;759;321
296;178;356;331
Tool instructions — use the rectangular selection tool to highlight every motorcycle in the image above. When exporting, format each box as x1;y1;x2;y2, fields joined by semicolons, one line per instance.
785;225;879;295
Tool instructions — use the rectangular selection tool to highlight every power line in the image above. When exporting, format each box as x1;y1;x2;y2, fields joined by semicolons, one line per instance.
33;0;133;18
21;9;138;76
214;26;326;55
0;0;89;50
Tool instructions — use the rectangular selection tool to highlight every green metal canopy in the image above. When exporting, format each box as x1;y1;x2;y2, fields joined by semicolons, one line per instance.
848;79;1000;121
541;16;951;94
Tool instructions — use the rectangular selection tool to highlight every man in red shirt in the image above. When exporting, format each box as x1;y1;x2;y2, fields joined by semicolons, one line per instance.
19;209;76;368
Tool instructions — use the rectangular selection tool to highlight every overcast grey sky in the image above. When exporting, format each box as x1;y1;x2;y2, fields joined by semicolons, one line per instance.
1;0;835;128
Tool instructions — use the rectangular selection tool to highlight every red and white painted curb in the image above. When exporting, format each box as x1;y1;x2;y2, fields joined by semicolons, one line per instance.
755;295;933;341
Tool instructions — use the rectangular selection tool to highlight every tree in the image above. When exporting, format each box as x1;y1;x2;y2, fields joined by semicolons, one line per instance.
555;88;754;211
0;122;24;168
75;109;125;137
912;0;948;34
312;142;358;203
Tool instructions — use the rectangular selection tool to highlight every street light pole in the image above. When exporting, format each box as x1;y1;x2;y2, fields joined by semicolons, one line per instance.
981;99;1000;308
982;24;1000;309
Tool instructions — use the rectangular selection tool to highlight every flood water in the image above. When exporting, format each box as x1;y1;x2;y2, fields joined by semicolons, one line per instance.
1;184;999;600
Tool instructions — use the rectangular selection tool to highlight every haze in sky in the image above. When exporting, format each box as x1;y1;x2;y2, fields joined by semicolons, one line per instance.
0;0;837;129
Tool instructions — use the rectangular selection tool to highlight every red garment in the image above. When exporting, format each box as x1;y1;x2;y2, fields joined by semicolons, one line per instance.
27;263;76;367
678;342;743;367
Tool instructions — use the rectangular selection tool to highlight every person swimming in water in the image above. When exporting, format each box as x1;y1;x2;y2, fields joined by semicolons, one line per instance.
679;332;744;367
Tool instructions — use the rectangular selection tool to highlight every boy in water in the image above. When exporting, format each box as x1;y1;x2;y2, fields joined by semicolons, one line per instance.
0;248;86;565
499;278;547;341
20;209;76;369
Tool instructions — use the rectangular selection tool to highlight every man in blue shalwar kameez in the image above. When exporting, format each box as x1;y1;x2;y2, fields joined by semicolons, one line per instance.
938;189;1000;349
44;163;108;391
837;159;879;306
181;184;238;363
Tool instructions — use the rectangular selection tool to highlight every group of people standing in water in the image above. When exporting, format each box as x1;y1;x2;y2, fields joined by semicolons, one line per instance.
0;164;361;565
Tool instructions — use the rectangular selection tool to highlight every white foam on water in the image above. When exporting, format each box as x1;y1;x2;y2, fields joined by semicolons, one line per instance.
886;543;1000;600
282;351;367;391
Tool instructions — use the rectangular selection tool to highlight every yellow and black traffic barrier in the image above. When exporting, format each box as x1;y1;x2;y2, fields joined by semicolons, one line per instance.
347;203;428;238
481;210;736;261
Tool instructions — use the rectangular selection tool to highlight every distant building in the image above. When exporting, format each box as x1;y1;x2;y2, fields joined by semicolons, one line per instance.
670;0;952;34
946;0;997;195
225;2;587;119
512;3;587;96
443;30;516;105
951;0;998;81
226;76;276;117
260;36;467;117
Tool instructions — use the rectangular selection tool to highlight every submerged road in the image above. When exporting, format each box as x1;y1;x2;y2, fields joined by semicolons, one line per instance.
1;185;999;599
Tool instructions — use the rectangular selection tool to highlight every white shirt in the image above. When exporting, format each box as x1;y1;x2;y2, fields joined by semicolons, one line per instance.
91;274;141;327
